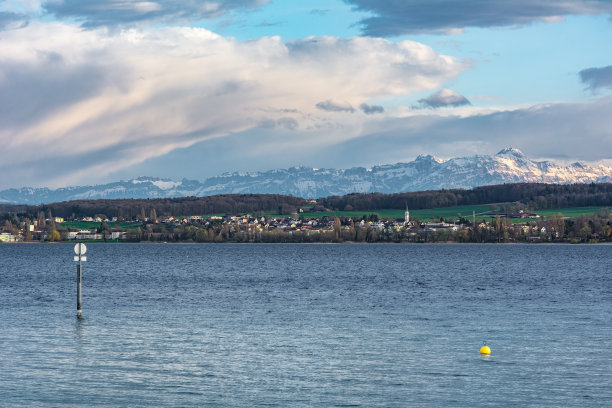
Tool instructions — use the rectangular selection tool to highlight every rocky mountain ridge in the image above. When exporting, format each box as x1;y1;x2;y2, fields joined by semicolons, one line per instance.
2;148;611;204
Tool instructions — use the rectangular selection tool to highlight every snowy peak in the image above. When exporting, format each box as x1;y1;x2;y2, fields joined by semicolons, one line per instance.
1;149;612;203
415;154;445;163
496;147;525;157
130;177;182;190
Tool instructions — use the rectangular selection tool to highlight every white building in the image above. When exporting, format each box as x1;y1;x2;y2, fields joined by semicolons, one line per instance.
111;231;126;240
0;232;16;242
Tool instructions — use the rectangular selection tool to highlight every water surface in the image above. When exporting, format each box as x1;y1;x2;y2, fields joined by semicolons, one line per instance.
1;243;611;406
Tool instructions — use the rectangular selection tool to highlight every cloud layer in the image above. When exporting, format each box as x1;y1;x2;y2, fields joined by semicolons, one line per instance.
0;22;468;188
336;97;612;165
345;0;612;36
117;97;612;182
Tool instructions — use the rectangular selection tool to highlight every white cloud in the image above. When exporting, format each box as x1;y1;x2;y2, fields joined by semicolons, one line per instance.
0;22;468;188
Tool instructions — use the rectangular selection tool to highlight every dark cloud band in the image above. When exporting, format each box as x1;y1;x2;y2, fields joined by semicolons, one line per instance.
316;100;355;113
43;0;269;27
360;103;384;114
418;89;470;108
344;0;612;36
580;65;612;92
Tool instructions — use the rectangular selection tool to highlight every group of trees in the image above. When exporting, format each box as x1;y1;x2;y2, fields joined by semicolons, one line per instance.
117;220;392;244
2;211;62;241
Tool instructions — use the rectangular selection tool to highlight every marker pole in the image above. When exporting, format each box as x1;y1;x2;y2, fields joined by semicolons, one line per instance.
77;260;82;318
74;243;86;318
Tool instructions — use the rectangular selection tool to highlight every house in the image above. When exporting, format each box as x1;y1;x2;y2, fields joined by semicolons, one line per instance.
68;230;103;240
423;222;458;232
68;230;92;239
372;222;385;230
79;233;103;240
0;232;16;242
111;231;126;240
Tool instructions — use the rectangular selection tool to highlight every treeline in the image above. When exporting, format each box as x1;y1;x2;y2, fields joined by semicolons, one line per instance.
0;194;307;220
318;183;612;211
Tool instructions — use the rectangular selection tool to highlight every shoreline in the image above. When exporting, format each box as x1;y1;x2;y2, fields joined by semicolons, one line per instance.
4;240;611;245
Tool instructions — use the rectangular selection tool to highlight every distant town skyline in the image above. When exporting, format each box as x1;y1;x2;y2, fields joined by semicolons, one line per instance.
1;0;612;189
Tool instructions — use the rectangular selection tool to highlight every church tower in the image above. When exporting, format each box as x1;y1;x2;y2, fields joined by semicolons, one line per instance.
404;203;410;226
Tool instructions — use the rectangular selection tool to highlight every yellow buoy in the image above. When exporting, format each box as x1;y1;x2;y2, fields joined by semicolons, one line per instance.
480;345;491;355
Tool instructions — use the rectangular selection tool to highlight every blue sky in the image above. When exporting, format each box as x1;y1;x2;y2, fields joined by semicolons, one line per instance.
1;0;612;188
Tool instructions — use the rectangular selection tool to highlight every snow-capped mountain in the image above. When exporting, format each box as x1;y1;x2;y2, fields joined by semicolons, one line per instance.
2;148;612;204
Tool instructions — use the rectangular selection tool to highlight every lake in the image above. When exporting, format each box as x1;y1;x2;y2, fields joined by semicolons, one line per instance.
1;243;611;407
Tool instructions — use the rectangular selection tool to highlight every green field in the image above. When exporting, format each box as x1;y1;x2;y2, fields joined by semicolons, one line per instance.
59;221;100;229
535;207;610;218
411;204;496;222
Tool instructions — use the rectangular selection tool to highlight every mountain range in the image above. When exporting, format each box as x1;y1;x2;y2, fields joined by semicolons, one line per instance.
2;148;612;204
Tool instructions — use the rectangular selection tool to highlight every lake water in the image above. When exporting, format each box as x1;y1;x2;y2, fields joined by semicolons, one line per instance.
1;243;611;407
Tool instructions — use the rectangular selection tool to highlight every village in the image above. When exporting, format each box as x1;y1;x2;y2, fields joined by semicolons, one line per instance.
2;204;607;244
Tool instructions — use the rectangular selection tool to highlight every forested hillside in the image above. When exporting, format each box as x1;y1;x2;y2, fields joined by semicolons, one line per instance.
1;183;612;220
319;183;612;211
0;195;307;219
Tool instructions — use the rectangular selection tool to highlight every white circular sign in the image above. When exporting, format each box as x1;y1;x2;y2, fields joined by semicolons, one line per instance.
74;243;87;255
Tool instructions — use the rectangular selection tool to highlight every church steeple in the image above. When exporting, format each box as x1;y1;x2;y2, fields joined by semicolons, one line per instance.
404;203;410;225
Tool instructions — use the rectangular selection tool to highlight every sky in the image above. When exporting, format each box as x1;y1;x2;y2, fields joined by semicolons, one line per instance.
1;0;612;189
